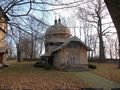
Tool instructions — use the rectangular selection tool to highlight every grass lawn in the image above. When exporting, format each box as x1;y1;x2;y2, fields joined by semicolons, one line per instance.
0;61;87;90
91;63;120;84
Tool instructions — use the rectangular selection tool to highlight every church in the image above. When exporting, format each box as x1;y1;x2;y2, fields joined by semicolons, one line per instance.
41;18;91;69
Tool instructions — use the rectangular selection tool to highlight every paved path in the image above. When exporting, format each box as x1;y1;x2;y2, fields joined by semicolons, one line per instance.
75;72;120;90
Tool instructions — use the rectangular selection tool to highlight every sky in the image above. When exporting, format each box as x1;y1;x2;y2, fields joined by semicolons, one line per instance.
2;0;118;58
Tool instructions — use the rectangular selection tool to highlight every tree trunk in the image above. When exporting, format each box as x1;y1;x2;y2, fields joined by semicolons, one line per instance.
17;44;21;62
104;0;120;67
99;32;105;60
33;40;36;59
30;35;34;61
9;49;12;59
39;41;44;58
109;47;112;59
98;15;105;61
118;36;120;68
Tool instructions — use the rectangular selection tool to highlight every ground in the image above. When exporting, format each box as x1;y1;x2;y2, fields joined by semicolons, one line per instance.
0;61;86;90
91;63;120;83
0;61;120;90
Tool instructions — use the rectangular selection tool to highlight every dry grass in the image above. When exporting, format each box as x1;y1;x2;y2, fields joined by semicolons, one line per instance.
91;63;120;84
0;62;86;90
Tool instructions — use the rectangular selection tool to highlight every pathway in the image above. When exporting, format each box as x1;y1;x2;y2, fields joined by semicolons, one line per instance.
75;71;120;90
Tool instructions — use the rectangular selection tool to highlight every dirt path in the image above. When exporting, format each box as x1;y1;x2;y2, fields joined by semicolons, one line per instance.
75;71;120;90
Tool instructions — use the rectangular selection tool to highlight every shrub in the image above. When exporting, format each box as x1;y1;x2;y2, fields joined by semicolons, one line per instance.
33;61;45;68
88;64;97;69
2;64;9;67
44;64;51;70
34;61;51;70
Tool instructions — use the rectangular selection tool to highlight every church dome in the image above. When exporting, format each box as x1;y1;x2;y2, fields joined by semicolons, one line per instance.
45;20;71;36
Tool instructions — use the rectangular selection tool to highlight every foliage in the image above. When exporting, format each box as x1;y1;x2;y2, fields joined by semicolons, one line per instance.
33;61;45;68
88;64;97;69
34;61;51;70
43;64;51;70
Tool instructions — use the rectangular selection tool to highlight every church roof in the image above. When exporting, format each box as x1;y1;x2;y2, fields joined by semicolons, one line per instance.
52;36;91;53
45;21;71;36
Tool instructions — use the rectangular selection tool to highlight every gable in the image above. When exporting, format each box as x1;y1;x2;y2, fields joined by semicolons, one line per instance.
51;36;91;54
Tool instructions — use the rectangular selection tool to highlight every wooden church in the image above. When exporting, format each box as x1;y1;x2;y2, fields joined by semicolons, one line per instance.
0;7;9;64
41;18;91;69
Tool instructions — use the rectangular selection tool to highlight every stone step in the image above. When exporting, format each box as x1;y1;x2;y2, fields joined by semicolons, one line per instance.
63;65;89;72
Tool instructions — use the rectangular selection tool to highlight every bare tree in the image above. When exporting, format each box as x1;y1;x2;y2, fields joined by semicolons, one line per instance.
7;40;14;59
77;0;116;61
20;34;31;60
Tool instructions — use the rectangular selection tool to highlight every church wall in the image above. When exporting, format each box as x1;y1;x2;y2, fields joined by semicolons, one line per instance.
53;51;61;67
79;46;88;64
53;46;88;67
0;53;7;63
64;48;88;65
0;15;8;64
0;17;7;47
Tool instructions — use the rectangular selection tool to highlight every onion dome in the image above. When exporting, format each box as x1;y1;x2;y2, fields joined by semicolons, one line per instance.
45;19;71;36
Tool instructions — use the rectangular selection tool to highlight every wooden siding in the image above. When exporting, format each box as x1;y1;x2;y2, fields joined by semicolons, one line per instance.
0;16;8;64
53;51;61;67
0;53;7;63
0;17;7;47
53;45;88;67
